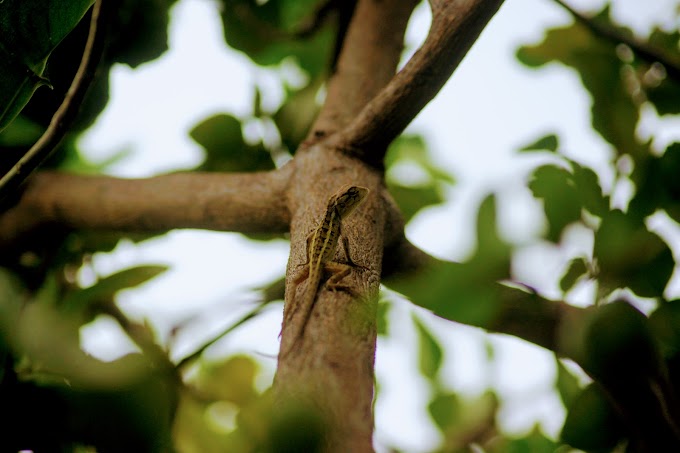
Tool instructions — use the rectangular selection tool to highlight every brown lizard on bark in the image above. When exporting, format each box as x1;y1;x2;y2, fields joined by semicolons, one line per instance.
283;184;369;354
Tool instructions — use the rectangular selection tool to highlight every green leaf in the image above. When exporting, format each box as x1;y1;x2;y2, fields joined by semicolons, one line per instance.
218;0;333;78
560;257;588;293
529;165;583;241
196;355;259;406
529;162;609;241
389;196;511;328
385;135;455;185
190;113;275;172
376;300;390;337
386;183;443;223
517;6;645;158
643;28;680;116
518;133;559;153
555;358;582;409
61;265;168;314
384;134;454;222
491;426;560;453
629;143;680;223
649;300;680;359
594;210;674;297
561;383;624;450
428;392;460;433
273;80;321;152
580;301;661;382
412;315;443;381
106;0;178;68
0;0;95;131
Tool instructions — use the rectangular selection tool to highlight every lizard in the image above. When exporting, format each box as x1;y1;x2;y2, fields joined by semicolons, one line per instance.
283;184;370;354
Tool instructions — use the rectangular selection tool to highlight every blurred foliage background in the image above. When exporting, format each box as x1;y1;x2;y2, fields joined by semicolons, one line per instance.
1;0;680;451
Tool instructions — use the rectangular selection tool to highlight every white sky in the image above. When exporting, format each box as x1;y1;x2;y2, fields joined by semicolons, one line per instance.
76;0;680;451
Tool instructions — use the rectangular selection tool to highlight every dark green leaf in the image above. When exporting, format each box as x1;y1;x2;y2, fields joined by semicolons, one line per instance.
594;210;674;297
560;257;588;293
218;0;333;77
629;143;680;223
412;315;443;381
580;301;661;382
529;165;582;241
644;28;680;116
561;383;624;450
106;0;178;68
518;133;559;152
649;300;680;358
190;113;275;172
0;0;95;131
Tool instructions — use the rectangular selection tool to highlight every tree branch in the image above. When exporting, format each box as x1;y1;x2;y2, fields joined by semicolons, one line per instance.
0;0;108;202
305;0;420;146
554;0;680;81
0;169;292;250
327;0;505;162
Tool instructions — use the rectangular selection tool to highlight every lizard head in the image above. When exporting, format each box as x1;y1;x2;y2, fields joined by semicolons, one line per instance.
329;185;369;218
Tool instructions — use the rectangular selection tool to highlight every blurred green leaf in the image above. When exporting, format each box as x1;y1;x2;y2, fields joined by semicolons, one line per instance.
580;301;661;382
218;0;333;77
387;183;443;223
642;28;680;116
106;0;178;68
190;113;275;172
629;143;680;223
518;133;559;153
273;80;321;152
529;161;608;241
649;300;680;358
267;400;326;453
490;426;559;453
560;257;588;293
389;196;511;328
594;210;674;298
428;392;460;433
517;6;646;158
529;165;583;241
0;0;94;132
195;355;259;406
173;391;231;453
61;265;168;315
555;358;582;409
376;300;390;337
561;383;624;450
384;134;454;222
429;391;498;450
412;315;443;381
385;135;455;185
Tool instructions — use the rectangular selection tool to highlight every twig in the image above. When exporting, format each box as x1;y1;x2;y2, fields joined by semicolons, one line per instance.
554;0;680;81
175;301;271;370
327;0;505;164
0;0;107;202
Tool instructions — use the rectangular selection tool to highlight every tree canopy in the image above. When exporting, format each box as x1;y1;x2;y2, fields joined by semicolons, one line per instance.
1;0;680;452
